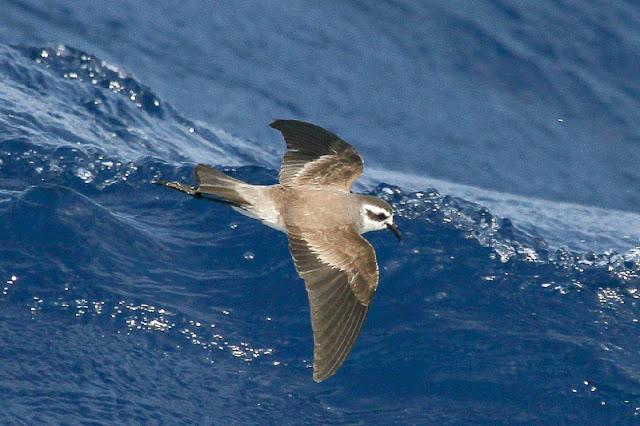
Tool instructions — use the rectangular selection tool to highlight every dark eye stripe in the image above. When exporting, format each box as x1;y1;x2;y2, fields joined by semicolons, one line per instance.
367;211;387;221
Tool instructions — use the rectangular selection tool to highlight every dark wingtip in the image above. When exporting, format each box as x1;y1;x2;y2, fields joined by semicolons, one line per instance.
270;119;312;131
269;119;286;130
312;370;331;383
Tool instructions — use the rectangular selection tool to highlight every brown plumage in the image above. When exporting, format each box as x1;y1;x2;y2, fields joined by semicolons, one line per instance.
156;119;400;382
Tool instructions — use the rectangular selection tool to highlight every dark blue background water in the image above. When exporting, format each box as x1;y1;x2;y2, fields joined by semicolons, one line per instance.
1;1;639;424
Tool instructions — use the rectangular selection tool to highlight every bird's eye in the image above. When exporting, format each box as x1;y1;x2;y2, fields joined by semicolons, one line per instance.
377;213;387;220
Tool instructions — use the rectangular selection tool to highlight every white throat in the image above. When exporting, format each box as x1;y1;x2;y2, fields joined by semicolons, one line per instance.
359;203;393;234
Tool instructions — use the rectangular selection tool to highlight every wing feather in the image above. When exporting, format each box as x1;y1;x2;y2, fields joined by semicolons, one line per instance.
270;120;364;190
286;225;379;382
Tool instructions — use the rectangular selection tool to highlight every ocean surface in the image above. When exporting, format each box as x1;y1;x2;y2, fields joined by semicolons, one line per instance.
1;1;639;424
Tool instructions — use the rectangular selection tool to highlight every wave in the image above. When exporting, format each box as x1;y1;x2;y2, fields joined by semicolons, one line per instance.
1;44;640;422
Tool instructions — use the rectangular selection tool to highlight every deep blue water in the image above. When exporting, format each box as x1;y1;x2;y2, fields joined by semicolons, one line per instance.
1;1;639;424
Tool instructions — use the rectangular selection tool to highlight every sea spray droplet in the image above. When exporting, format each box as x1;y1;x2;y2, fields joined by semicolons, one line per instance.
75;167;94;183
243;252;255;260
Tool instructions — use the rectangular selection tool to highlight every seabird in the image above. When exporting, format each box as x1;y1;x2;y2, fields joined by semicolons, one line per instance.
157;119;400;381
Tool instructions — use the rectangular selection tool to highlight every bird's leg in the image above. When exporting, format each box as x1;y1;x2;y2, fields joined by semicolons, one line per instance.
154;180;201;198
154;180;239;207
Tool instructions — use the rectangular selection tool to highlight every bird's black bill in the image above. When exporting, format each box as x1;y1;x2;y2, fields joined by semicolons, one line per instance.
387;223;402;241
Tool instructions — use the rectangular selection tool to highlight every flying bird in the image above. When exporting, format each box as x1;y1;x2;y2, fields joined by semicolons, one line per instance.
157;120;400;381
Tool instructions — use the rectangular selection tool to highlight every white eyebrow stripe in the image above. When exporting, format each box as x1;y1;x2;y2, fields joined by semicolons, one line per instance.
363;205;390;216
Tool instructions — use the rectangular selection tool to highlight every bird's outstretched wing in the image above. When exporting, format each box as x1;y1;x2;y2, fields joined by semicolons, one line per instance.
286;224;379;382
270;120;364;191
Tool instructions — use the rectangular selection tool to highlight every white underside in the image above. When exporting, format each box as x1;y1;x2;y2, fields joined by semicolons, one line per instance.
231;185;286;232
231;205;286;232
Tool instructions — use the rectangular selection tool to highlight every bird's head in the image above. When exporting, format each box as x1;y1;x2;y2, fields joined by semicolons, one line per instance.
359;196;401;240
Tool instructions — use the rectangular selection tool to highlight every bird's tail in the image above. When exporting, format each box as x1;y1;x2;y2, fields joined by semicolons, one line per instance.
193;164;252;207
156;164;253;208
